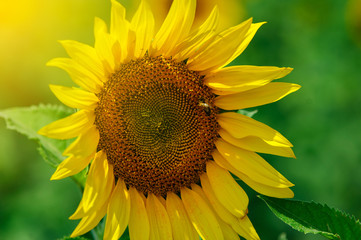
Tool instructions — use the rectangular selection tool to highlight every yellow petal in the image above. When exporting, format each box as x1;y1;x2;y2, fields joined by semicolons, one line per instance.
218;128;295;158
240;173;294;198
206;161;248;218
69;163;114;220
215;139;294;188
146;193;173;240
128;187;150;240
218;220;240;240
110;0;126;40
211;89;240;96
49;85;98;110
59;40;104;80
70;155;114;219
212;149;294;198
81;151;114;213
94;17;115;74
130;0;155;58
151;0;196;57
70;202;107;238
47;58;103;93
191;184;240;240
194;175;258;240
190;184;212;205
234;216;260;240
181;187;224;240
187;18;252;72
104;180;131;240
217;111;292;147
200;173;238;225
50;152;94;180
215;82;301;110
173;6;219;60
166;192;199;240
110;0;130;63
204;66;293;95
158;195;167;207
63;125;99;157
38;110;94;139
126;30;136;62
220;22;266;68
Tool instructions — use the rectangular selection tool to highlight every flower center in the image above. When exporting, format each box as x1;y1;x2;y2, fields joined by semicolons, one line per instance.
94;55;219;196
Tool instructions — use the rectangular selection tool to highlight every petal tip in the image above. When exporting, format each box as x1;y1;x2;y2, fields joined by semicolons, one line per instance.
46;59;56;67
49;174;58;181
289;149;296;159
57;39;68;45
69;233;77;238
37;125;52;137
294;84;301;90
50;169;66;181
246;17;253;23
37;128;45;136
70;228;81;238
69;212;79;220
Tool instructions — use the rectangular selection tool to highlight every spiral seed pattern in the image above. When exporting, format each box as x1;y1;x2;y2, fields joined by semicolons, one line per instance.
95;55;219;196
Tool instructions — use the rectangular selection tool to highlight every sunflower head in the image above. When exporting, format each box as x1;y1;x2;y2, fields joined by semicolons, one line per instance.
95;54;219;196
39;0;300;239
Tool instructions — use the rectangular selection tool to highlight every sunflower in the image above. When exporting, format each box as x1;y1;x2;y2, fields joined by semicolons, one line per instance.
129;0;245;29
39;0;300;239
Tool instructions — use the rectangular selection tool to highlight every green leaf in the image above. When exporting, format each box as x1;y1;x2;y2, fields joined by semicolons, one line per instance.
0;104;87;187
259;196;361;239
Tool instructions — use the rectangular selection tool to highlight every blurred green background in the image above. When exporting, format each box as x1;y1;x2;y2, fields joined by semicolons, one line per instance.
1;0;360;239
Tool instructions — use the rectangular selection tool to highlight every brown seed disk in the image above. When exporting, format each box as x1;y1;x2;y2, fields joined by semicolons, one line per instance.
95;55;219;196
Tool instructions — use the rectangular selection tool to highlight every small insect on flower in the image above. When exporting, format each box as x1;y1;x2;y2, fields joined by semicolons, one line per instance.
38;0;300;239
198;98;213;116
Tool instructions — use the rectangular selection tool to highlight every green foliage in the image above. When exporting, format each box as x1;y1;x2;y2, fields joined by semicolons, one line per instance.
259;196;361;239
58;236;90;240
119;228;130;240
0;104;87;187
277;233;288;240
